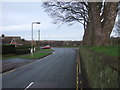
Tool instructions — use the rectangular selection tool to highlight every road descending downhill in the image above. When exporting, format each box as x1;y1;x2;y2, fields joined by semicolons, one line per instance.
2;48;78;88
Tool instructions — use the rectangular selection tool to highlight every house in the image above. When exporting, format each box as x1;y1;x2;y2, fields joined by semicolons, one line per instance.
1;34;23;47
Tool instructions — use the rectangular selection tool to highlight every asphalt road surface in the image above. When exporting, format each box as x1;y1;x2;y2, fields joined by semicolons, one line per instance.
2;48;78;88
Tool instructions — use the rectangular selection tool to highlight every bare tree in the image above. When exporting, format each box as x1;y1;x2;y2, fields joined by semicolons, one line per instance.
43;1;118;46
43;2;88;29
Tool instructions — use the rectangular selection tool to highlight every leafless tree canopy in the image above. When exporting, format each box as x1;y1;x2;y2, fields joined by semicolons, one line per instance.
43;1;118;46
43;2;89;28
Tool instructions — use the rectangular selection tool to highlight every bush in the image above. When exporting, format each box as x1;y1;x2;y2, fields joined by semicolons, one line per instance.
15;45;32;55
15;45;32;49
2;44;15;54
15;49;30;55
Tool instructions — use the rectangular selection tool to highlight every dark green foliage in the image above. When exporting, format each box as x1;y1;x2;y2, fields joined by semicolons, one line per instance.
15;45;32;55
2;44;15;54
15;49;30;55
15;45;32;50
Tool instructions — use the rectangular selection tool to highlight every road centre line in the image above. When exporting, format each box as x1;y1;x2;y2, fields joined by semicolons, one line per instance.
24;82;33;90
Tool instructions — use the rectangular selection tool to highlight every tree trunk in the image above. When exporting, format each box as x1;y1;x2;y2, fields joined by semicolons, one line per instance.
89;2;118;46
83;21;95;46
101;2;118;46
83;3;95;46
83;23;91;46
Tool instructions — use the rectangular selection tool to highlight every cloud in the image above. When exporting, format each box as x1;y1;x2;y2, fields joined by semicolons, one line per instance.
1;24;30;32
0;22;56;32
1;2;84;41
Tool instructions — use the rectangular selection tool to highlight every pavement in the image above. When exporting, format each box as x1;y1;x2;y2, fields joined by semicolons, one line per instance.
2;58;34;73
2;47;78;88
2;49;53;73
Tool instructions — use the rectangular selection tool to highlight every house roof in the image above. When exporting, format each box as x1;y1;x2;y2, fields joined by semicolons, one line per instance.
1;36;22;44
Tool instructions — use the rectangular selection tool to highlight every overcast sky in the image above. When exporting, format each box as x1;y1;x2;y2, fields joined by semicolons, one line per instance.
1;2;84;41
0;1;119;41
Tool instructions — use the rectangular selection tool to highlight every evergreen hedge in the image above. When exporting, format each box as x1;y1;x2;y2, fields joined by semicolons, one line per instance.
15;49;30;55
2;44;15;54
15;45;32;50
15;45;32;55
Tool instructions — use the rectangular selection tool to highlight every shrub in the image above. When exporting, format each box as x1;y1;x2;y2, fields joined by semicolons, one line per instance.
15;45;34;54
15;49;30;55
15;45;33;55
15;45;32;49
2;44;15;54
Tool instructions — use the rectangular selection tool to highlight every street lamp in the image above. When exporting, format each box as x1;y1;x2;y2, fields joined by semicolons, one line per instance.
31;22;40;56
38;30;40;41
38;30;41;47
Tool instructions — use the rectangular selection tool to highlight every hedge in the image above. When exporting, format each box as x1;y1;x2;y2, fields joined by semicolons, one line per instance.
79;47;119;88
15;49;30;55
2;44;15;54
15;45;32;49
2;45;34;55
15;45;33;55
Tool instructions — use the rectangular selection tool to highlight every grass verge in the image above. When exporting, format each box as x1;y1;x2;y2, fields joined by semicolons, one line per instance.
42;49;54;51
2;49;54;59
21;52;52;59
83;46;119;57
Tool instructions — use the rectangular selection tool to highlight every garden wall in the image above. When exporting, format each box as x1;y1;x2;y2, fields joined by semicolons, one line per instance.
79;48;119;88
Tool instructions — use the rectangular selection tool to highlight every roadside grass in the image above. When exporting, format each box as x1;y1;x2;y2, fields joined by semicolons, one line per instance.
83;46;119;57
2;48;54;59
21;52;52;59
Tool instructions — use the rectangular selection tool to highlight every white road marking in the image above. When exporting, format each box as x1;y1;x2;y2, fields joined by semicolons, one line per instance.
24;82;33;90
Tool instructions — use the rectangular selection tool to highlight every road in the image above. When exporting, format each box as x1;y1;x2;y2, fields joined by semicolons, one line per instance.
2;48;78;88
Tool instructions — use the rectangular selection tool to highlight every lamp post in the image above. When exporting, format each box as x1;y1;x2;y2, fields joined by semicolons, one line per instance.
38;30;40;41
31;22;40;56
38;30;40;48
